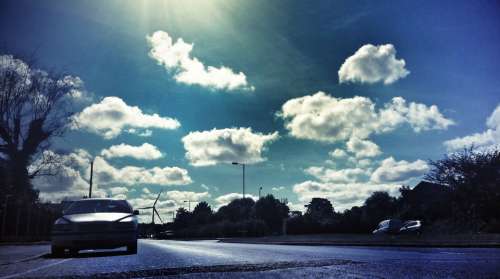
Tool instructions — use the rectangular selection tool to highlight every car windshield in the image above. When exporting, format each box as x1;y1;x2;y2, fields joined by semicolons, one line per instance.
64;200;132;215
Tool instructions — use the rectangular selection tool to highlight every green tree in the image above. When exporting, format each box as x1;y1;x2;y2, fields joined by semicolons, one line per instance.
362;191;397;229
0;54;81;203
253;194;289;232
304;198;334;224
425;147;500;231
216;198;255;222
191;201;213;225
173;207;192;230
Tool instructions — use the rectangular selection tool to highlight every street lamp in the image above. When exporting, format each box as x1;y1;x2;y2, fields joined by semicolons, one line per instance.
259;187;263;199
184;200;191;211
232;162;246;198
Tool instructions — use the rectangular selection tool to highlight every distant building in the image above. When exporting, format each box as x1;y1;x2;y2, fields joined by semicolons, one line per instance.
411;181;451;202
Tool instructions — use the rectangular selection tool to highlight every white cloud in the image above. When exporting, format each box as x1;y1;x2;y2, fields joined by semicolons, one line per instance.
32;148;192;202
32;150;106;202
214;192;258;209
338;44;409;85
165;191;211;205
293;180;400;211
272;186;286;192
101;143;163;160
93;156;192;186
147;31;253;91
329;149;348;159
386;97;455;132
73;96;180;139
278;92;454;143
182;127;279;167
444;104;500;151
109;186;129;196
370;157;429;183
346;137;381;158
305;166;370;184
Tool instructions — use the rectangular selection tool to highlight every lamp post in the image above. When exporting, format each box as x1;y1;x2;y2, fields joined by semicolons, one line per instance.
184;200;191;211
259;187;263;199
232;162;246;198
88;159;94;198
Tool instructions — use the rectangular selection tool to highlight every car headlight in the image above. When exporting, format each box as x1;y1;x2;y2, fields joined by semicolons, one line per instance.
55;218;70;225
53;218;72;231
119;216;134;222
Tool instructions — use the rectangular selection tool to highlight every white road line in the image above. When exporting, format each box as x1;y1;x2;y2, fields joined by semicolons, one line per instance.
1;252;48;265
0;258;71;279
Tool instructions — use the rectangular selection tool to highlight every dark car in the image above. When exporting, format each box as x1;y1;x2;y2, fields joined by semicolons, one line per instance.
51;198;139;256
372;219;403;234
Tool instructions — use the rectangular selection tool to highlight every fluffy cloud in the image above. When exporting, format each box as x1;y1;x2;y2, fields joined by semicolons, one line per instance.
338;44;409;85
165;190;211;204
214;193;258;209
293;180;400;211
444;104;500;151
182;128;279;166
384;97;455;132
346;137;381;158
147;31;253;91
278;92;454;142
101;143;163;160
298;152;429;210
32;149;192;202
93;156;192;186
272;186;286;192
109;186;129;196
32;150;106;202
370;157;429;183
73;96;180;139
329;149;348;159
305;166;370;183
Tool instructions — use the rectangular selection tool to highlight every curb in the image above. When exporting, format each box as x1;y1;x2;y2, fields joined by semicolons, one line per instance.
218;240;500;248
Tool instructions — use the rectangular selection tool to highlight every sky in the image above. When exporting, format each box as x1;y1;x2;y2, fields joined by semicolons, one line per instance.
1;0;500;221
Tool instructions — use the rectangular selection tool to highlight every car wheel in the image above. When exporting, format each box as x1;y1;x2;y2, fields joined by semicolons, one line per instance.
51;245;64;257
127;241;137;254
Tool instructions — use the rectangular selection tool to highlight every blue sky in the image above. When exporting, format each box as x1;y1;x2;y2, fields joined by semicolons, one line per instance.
2;0;500;218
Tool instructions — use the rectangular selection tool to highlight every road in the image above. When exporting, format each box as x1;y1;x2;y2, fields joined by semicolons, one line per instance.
1;240;500;278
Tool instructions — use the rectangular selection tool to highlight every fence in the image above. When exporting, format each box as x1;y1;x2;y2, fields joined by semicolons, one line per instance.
0;199;61;242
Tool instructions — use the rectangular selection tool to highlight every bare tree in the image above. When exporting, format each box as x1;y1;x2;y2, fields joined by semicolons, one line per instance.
0;54;82;201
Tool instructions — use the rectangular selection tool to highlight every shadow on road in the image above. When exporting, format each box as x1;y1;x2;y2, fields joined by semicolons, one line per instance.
43;250;134;259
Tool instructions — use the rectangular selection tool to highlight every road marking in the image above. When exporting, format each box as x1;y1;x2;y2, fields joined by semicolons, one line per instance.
143;240;233;259
0;258;71;279
0;252;48;266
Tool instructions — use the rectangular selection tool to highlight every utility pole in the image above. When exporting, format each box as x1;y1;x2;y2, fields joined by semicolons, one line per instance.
232;162;246;198
243;164;245;198
88;160;94;198
184;200;191;211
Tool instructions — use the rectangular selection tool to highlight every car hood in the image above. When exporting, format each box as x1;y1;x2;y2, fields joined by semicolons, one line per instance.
63;212;132;223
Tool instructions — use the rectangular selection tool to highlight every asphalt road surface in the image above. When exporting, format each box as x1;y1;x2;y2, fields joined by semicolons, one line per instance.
1;240;500;278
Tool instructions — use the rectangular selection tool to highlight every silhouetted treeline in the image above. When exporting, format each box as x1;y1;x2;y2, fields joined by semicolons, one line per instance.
171;147;500;237
171;195;289;238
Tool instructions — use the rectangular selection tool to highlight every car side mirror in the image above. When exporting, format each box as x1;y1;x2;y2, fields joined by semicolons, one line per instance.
133;210;139;215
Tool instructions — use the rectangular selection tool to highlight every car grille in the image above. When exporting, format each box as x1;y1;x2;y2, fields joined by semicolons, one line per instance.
78;222;111;232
